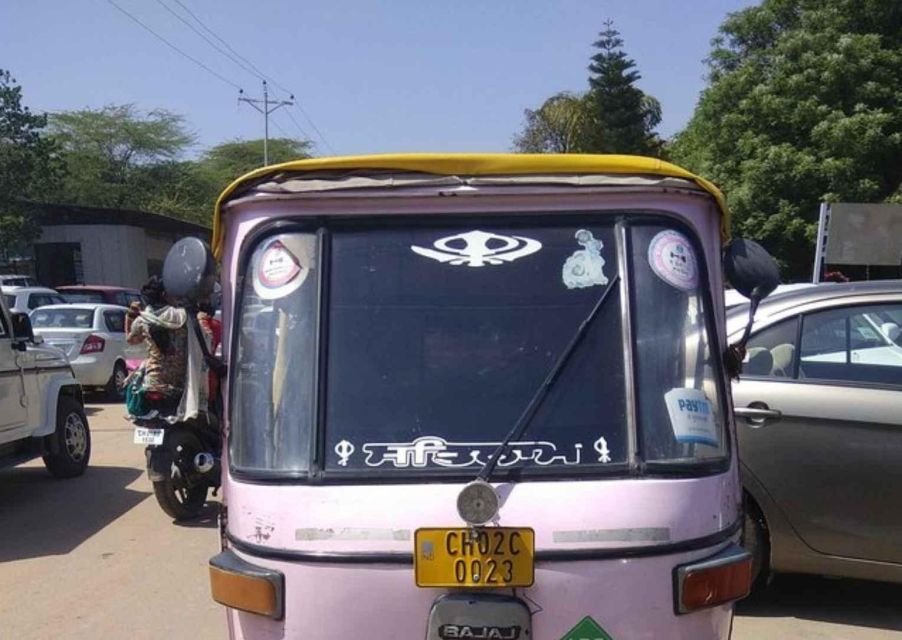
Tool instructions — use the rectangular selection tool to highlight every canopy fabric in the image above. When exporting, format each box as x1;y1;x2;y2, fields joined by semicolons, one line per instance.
212;153;730;258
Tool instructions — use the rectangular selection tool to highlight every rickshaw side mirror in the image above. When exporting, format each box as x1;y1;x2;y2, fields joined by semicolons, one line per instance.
163;237;216;305
723;239;781;378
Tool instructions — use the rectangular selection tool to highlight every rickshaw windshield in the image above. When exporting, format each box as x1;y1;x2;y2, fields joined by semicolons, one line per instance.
231;216;726;478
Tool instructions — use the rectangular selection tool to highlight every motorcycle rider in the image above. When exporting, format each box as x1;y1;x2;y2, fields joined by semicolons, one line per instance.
124;276;210;420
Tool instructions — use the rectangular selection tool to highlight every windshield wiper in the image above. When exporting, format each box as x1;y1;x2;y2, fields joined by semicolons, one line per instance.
477;275;621;482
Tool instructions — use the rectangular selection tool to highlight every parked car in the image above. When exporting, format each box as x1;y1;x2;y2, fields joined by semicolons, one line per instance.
30;304;146;400
0;290;90;477
729;280;902;587
724;282;816;311
1;286;67;313
0;274;39;287
57;285;144;307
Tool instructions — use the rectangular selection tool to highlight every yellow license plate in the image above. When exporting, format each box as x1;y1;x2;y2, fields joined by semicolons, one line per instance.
414;527;535;588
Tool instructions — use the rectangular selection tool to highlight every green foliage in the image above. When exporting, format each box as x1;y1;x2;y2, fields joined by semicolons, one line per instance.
512;21;662;156
672;0;902;278
49;104;196;210
0;69;63;251
586;21;662;155
189;138;312;218
512;92;594;153
198;137;312;189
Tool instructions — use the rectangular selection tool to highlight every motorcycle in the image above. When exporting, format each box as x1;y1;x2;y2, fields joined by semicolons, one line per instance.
132;394;222;520
129;297;225;521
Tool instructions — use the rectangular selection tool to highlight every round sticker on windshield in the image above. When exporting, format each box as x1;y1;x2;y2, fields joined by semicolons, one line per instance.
253;238;307;300
647;230;698;291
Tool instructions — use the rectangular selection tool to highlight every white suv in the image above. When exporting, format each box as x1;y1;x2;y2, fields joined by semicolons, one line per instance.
0;293;90;477
1;285;67;313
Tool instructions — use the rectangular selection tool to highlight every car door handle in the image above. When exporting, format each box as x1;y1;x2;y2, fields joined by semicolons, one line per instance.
735;407;782;419
735;405;782;427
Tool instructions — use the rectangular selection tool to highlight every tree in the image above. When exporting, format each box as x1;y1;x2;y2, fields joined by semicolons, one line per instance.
586;21;662;155
197;138;313;188
671;0;902;278
513;92;594;153
192;137;313;216
49;104;195;210
0;70;63;254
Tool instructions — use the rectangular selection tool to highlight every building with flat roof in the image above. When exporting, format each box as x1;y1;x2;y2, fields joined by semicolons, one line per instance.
1;203;210;289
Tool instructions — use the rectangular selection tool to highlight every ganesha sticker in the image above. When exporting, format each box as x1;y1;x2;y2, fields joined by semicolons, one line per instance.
647;229;698;291
562;229;608;289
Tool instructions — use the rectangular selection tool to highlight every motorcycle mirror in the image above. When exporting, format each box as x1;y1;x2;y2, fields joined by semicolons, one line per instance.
163;237;216;305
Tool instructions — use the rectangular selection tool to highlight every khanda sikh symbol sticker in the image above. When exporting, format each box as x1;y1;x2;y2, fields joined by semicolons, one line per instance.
411;230;542;267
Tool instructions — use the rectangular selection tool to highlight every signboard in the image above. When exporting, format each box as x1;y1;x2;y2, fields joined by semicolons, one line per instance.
824;203;902;266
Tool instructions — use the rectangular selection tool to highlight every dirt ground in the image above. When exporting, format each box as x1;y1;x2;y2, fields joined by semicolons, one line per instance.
1;402;900;639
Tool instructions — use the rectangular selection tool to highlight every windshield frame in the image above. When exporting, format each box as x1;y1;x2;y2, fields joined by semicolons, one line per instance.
227;211;730;484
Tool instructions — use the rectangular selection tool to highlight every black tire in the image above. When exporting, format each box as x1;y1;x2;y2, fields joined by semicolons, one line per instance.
43;395;91;478
152;430;208;521
742;494;770;591
106;361;128;401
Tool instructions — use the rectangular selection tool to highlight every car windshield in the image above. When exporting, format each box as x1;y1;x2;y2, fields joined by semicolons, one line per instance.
62;291;105;303
31;308;94;329
231;218;725;477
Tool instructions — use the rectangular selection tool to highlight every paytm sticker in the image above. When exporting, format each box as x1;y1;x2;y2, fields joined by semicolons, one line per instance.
253;238;308;300
664;388;719;447
648;230;698;291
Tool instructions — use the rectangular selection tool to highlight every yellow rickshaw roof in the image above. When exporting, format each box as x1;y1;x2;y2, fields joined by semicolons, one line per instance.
212;153;729;258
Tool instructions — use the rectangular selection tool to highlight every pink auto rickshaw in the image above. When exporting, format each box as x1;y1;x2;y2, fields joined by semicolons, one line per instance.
171;154;779;639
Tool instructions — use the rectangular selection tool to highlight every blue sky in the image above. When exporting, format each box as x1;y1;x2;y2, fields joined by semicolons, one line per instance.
1;0;755;157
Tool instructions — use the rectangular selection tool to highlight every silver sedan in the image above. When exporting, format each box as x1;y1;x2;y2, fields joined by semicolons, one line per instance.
728;280;902;587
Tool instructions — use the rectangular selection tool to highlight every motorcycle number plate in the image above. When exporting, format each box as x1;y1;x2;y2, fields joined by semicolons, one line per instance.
134;427;165;445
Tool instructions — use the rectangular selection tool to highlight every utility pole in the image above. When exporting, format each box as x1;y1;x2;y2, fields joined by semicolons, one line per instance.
238;80;294;166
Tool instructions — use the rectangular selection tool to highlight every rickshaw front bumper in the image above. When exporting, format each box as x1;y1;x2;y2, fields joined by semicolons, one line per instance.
212;537;748;640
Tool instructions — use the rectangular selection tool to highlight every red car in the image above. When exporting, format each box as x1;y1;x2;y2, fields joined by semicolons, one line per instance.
57;285;144;307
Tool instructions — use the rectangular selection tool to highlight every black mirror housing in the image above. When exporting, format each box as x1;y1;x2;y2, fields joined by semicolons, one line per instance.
11;312;34;344
723;239;781;304
163;237;216;305
723;239;781;379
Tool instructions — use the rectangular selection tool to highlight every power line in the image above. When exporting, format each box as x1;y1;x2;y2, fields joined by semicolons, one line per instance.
284;109;312;142
154;0;262;84
167;0;336;154
171;0;274;86
106;0;242;91
269;115;293;140
292;103;336;155
239;81;294;165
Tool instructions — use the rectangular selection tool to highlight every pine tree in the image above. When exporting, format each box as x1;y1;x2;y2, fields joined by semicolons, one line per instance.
587;21;660;155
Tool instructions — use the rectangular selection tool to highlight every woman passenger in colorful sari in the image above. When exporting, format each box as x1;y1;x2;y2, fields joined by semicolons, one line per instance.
125;276;188;407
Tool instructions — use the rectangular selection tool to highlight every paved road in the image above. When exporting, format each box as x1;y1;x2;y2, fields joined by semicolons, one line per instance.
1;403;900;639
0;401;225;640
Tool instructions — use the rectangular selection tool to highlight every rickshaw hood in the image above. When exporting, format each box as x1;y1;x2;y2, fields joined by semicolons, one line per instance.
211;153;730;259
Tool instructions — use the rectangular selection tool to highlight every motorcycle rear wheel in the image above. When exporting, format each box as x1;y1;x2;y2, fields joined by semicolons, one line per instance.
152;430;208;521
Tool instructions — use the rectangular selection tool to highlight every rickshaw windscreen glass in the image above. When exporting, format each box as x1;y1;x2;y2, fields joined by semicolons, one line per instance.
629;224;726;462
325;224;627;473
231;234;318;473
229;219;726;476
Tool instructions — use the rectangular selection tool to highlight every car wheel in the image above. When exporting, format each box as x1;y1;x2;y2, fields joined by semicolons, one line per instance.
43;396;91;478
106;361;128;401
742;494;770;590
